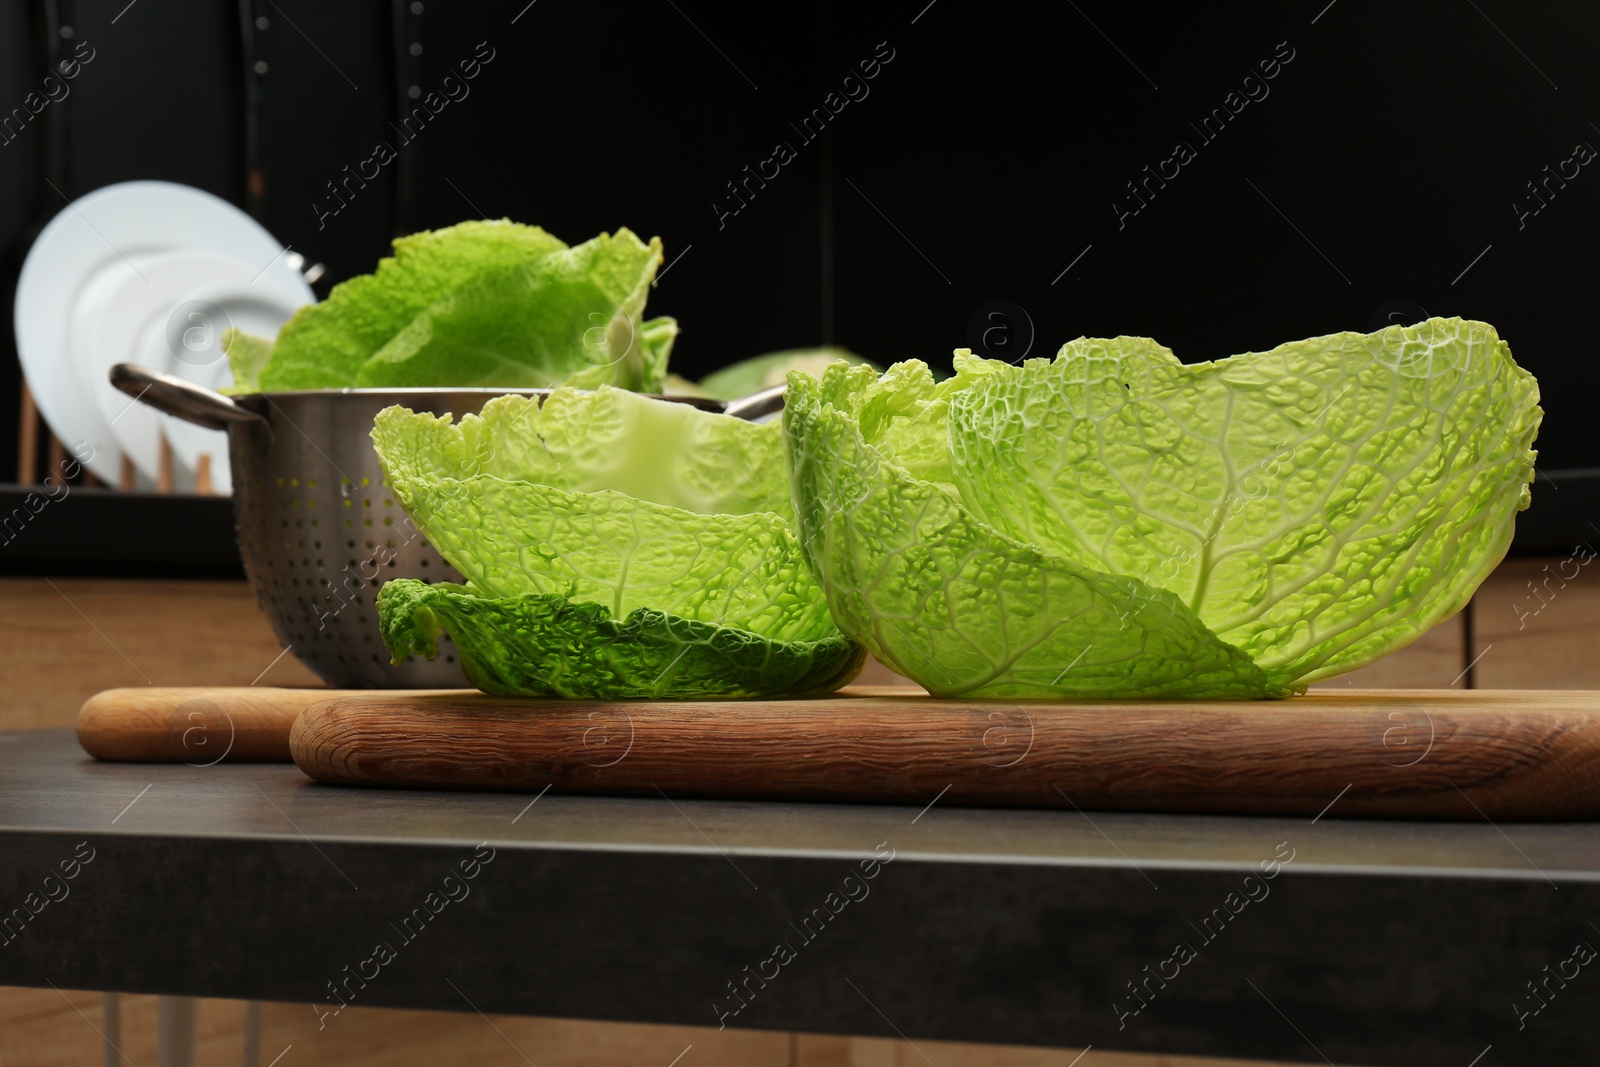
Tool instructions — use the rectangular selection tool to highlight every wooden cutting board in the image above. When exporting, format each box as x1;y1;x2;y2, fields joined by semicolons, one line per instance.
289;687;1600;820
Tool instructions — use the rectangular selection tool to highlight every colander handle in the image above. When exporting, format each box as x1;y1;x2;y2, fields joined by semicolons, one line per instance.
110;363;270;434
720;383;787;421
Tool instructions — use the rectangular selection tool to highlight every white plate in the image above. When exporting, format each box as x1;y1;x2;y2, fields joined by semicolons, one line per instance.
14;181;314;486
88;254;307;495
160;278;309;494
88;250;256;486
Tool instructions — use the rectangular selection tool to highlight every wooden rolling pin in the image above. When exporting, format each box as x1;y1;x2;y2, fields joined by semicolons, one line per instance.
290;687;1600;820
77;687;468;763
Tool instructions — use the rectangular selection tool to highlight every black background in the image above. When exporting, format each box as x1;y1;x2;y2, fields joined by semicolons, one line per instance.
2;0;1597;493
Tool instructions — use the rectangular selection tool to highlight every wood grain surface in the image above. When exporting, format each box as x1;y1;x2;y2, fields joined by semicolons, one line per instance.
0;986;1272;1067
0;579;324;732
289;686;1600;820
77;687;467;762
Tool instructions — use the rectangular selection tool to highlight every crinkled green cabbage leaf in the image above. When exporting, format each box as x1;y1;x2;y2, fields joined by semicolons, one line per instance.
234;221;677;393
371;390;862;698
374;385;792;520
220;328;272;393
784;317;1541;698
353;230;672;391
378;579;863;700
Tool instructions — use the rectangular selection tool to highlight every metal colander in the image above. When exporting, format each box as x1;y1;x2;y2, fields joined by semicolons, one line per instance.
112;364;784;688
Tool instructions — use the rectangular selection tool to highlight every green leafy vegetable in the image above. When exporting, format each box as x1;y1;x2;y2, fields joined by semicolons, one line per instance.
378;580;863;700
632;316;681;394
784;317;1541;698
374;386;792;519
238;221;677;393
372;390;861;698
262;220;567;390
221;328;273;394
354;230;672;391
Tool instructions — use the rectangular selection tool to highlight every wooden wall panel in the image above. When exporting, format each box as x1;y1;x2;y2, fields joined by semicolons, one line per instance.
0;578;320;731
0;987;790;1066
0;987;1312;1067
1473;556;1600;689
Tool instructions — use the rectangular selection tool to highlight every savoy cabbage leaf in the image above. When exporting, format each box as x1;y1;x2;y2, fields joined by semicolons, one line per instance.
243;221;676;393
372;390;860;698
378;579;863;700
784;318;1540;697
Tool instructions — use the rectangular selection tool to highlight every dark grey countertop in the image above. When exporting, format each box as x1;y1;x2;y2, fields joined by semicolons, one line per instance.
1;727;1596;1065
